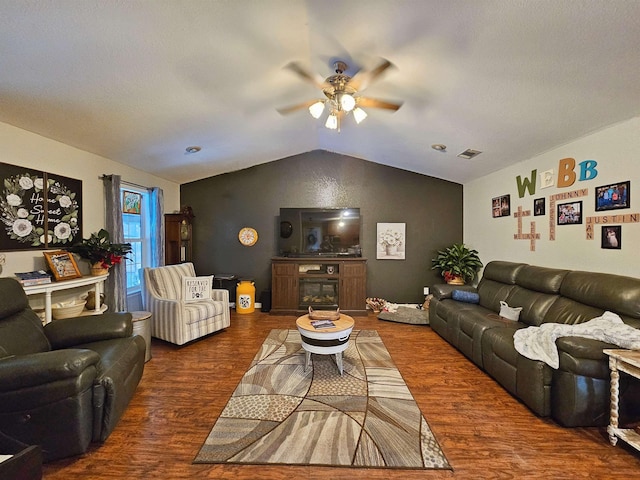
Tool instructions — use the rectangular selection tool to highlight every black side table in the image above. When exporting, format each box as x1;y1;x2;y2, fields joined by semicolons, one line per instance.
213;274;238;305
0;431;42;480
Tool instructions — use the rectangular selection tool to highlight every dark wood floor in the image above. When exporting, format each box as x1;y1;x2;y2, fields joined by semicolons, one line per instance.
42;311;640;479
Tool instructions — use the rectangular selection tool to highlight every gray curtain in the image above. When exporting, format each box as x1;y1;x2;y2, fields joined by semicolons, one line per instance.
150;187;165;267
103;174;127;312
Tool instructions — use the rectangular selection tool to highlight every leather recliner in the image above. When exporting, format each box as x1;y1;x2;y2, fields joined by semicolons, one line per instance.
0;278;146;461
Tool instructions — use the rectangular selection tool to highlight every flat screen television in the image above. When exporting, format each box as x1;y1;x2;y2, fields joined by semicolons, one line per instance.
278;207;361;257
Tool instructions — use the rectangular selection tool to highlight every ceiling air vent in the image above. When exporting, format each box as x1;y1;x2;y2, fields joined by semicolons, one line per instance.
457;149;482;159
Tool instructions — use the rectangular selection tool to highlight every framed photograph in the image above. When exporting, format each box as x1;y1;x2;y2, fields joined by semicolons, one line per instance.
122;190;142;214
377;223;406;260
595;181;630;212
492;194;511;218
534;198;545;216
557;201;583;225
601;226;621;249
44;250;82;281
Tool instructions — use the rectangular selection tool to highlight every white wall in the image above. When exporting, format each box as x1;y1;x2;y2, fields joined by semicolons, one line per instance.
464;116;640;278
0;121;180;276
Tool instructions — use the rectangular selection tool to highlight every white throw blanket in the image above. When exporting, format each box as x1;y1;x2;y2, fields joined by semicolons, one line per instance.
513;311;640;369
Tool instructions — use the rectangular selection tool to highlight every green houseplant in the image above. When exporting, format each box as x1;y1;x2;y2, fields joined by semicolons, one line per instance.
68;228;132;275
431;243;483;285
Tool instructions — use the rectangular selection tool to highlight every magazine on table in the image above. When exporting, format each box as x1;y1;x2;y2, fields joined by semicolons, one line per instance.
310;319;336;329
15;270;52;286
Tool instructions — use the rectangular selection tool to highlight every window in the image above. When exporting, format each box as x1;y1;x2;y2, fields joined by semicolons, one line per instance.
121;186;151;292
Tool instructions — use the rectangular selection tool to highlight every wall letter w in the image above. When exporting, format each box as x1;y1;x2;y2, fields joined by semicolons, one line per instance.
516;170;537;198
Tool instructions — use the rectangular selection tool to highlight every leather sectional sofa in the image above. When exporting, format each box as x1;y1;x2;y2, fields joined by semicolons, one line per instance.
0;278;146;461
430;260;640;427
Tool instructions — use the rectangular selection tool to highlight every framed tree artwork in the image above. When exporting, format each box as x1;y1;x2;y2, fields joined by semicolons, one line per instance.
122;191;142;214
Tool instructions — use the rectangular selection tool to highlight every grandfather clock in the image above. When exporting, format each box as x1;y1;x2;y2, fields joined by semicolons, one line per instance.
165;206;194;265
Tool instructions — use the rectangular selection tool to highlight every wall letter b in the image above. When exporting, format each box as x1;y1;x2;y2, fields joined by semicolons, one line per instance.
557;158;576;187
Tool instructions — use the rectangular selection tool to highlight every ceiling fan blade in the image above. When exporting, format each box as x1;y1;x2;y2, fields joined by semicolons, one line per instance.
277;99;321;115
349;59;393;91
284;62;327;89
357;97;403;111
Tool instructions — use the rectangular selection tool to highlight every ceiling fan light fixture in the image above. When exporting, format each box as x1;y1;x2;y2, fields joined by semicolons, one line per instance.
325;113;338;130
353;107;368;124
339;93;356;112
308;101;325;119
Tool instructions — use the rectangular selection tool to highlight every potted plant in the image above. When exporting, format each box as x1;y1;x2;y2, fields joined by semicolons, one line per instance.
431;243;483;285
68;229;132;275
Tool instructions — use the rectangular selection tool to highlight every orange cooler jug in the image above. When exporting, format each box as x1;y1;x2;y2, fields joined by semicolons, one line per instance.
236;280;255;314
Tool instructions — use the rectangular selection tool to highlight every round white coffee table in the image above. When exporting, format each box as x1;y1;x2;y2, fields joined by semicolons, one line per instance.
296;313;354;375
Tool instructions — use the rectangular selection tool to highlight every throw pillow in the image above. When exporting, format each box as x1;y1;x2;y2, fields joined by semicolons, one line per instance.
181;276;213;302
452;289;480;304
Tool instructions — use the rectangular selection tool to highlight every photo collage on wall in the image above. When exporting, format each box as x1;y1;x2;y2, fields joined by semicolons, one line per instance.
492;177;633;251
492;194;510;218
0;162;83;251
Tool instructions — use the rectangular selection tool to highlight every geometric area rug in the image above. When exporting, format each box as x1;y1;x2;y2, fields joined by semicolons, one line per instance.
194;329;451;470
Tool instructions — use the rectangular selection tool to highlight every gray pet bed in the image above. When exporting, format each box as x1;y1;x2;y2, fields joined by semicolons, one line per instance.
377;306;430;325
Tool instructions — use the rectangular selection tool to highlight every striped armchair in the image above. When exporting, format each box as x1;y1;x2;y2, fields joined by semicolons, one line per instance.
142;263;230;345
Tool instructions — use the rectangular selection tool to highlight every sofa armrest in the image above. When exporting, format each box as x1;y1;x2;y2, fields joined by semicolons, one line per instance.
556;336;611;362
555;336;612;379
0;349;100;390
211;288;229;304
432;283;477;300
44;313;133;350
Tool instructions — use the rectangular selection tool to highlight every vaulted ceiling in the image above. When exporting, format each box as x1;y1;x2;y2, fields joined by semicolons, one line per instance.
1;1;639;185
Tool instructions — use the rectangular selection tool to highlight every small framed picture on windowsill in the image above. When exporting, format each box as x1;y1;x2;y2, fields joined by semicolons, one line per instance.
122;190;142;214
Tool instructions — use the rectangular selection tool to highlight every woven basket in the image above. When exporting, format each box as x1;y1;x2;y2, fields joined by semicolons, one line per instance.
51;300;87;320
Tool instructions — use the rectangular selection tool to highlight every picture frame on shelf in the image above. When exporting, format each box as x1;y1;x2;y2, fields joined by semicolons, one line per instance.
595;181;630;212
601;226;622;250
557;201;583;225
43;250;82;281
492;194;511;218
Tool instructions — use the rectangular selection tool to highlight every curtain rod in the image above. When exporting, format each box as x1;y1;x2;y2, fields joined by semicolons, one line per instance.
100;175;151;191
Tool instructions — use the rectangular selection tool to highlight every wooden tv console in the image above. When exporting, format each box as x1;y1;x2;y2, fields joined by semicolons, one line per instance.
270;257;367;316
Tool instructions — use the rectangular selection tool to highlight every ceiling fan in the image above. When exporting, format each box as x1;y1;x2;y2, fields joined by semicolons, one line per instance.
277;59;402;131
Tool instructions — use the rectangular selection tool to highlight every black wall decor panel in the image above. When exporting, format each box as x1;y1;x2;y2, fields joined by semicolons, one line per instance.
0;162;82;251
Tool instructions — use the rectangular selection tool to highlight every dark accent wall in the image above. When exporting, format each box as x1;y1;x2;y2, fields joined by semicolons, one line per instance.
180;150;463;304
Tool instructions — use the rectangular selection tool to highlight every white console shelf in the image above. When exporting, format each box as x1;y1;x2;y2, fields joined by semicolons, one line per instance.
23;273;108;324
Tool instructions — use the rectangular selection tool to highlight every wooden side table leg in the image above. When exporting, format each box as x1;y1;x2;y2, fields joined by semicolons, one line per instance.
607;357;620;446
304;351;311;372
335;352;344;376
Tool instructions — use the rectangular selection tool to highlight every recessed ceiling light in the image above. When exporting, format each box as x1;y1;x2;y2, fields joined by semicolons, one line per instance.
185;146;201;154
431;144;447;151
457;149;482;159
